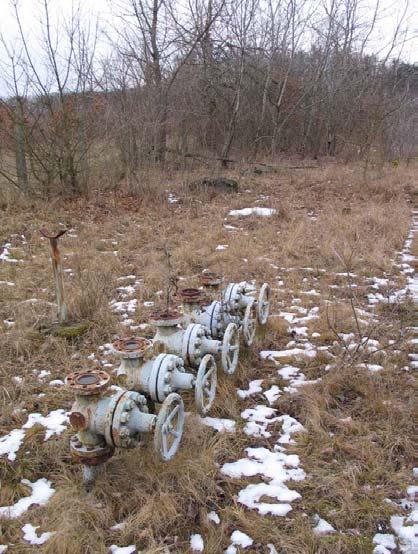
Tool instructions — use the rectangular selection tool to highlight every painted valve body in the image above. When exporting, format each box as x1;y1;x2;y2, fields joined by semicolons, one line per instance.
151;311;221;368
66;368;185;486
223;283;254;313
179;288;235;339
66;369;156;481
114;336;195;403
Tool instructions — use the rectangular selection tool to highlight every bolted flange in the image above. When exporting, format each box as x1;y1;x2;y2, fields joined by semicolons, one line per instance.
65;369;110;396
178;288;210;306
199;270;223;288
70;435;114;466
113;336;153;359
150;309;183;327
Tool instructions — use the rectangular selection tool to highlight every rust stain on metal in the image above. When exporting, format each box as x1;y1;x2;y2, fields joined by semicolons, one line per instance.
178;288;210;305
199;271;223;287
40;227;69;323
149;309;181;321
69;411;87;431
66;370;110;395
113;336;153;354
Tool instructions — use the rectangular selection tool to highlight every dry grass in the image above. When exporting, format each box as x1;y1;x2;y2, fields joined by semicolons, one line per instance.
0;160;416;553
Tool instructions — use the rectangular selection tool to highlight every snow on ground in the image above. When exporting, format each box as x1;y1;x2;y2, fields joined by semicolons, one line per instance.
22;523;55;545
0;244;19;263
109;545;137;554
207;511;220;524
23;409;68;440
200;417;236;433
0;429;26;461
190;533;204;552
228;207;276;217
224;530;253;553
312;515;336;536
237;379;263;399
222;418;305;516
0;479;55;519
0;409;68;462
371;210;418;553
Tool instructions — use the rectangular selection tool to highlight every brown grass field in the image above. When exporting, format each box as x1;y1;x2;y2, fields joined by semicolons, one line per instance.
0;161;417;553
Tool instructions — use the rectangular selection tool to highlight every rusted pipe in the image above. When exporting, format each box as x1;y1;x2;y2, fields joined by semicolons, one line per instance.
40;228;68;323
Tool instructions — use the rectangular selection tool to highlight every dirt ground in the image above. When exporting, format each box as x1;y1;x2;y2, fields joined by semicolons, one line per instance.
0;161;416;553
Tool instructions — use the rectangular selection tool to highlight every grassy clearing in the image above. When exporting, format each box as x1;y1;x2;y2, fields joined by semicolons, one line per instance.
0;161;416;553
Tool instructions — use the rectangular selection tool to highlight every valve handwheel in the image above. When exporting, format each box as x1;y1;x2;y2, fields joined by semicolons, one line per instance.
257;283;271;325
221;322;240;374
242;297;257;346
154;393;185;461
195;354;217;415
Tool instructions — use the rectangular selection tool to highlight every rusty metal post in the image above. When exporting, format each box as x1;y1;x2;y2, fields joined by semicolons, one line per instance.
40;228;68;324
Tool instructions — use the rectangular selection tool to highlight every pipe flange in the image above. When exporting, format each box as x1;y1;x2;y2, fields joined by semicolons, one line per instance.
223;283;244;312
204;301;224;339
148;353;179;403
70;435;114;466
65;370;110;396
178;288;210;306
150;309;183;327
199;271;223;287
111;390;150;448
182;324;206;366
113;337;153;359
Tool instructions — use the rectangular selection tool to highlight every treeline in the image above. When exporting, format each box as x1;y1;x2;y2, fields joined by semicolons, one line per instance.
0;0;417;195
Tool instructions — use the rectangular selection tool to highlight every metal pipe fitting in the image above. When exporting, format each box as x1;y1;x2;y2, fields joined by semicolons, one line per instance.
199;270;223;290
66;369;185;487
152;309;239;376
113;336;215;414
40;228;68;323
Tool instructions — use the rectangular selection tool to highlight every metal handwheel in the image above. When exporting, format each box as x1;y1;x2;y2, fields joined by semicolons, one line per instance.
154;393;185;461
221;322;240;374
257;283;271;325
195;354;217;415
242;297;257;346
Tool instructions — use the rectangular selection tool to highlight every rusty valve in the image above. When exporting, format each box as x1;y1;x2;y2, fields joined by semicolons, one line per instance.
66;369;184;487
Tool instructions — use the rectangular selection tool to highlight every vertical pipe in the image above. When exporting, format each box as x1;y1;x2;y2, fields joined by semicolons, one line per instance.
40;228;68;324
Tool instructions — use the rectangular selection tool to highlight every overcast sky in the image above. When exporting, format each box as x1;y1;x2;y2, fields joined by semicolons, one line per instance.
0;0;416;97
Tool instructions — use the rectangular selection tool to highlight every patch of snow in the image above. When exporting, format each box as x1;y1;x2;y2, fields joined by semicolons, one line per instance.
200;417;236;433
372;534;396;550
222;446;305;516
0;429;26;461
22;523;55;545
109;546;136;554
237;379;263;399
264;385;281;405
49;379;64;387
228;207;276;217
190;533;204;552
110;521;127;532
0;478;55;519
207;511;220;524
23;409;68;440
312;515;336;536
241;405;278;437
225;530;254;553
216;244;228;251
